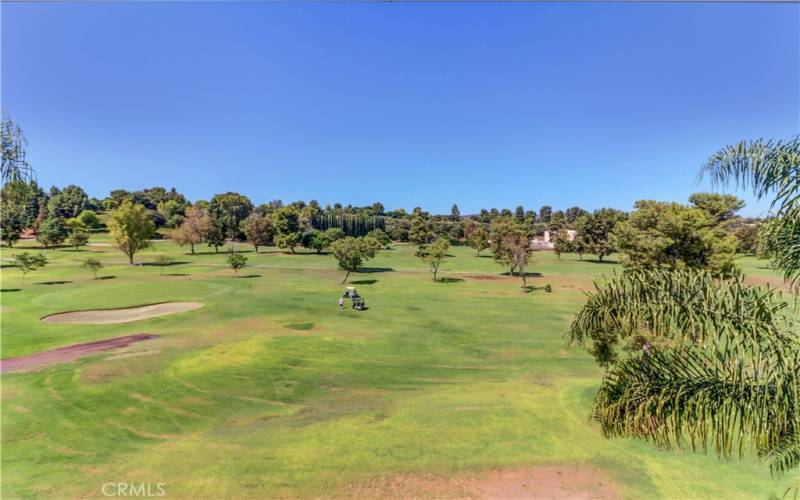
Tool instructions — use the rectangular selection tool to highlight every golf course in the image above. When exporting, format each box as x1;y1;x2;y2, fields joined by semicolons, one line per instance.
1;234;796;498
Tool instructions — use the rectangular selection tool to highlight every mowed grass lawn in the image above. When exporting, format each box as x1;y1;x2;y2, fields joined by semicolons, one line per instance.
1;236;796;498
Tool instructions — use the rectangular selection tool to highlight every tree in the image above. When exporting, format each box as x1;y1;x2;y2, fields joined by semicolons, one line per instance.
302;229;330;254
408;213;434;247
551;229;573;259
77;209;101;229
468;226;490;256
489;219;527;275
241;211;273;253
272;206;302;253
566;269;799;475
420;238;449;281
611;200;737;276
152;255;173;275
367;228;391;248
325;227;346;242
502;230;534;289
226;252;247;277
539;205;552;224
204;215;226;254
81;257;104;279
66;219;90;251
14;252;47;288
565;137;800;476
1;115;34;182
514;205;525;223
48;185;88;219
107;201;156;264
209;192;253;239
173;205;209;255
733;223;760;255
574;208;626;262
565;206;588;225
0;204;25;247
450;204;461;221
701;136;800;288
36;216;68;249
688;192;746;224
330;236;380;283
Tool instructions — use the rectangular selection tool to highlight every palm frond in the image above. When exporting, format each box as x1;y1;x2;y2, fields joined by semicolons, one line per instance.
767;432;800;477
700;136;800;288
594;346;798;470
566;269;797;364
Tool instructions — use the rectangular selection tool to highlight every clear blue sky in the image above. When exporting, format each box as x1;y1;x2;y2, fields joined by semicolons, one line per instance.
2;2;798;216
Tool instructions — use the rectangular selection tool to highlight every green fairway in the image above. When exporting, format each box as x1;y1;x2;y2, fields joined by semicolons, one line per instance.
1;238;796;498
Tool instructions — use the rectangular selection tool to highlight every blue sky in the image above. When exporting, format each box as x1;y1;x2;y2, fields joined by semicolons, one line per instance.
2;2;798;216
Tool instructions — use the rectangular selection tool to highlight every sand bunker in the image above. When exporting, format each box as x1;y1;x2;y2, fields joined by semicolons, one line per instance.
1;334;159;373
42;302;204;325
343;465;620;499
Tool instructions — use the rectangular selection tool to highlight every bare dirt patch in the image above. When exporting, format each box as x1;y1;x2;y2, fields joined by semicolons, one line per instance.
343;465;619;499
1;334;159;373
42;302;204;325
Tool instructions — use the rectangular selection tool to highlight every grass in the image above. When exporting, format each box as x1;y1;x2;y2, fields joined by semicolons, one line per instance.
1;236;797;498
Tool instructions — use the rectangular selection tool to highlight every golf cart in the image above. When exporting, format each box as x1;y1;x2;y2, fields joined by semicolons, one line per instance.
342;287;366;310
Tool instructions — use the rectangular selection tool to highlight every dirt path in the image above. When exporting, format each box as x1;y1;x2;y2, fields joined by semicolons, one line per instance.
1;334;159;373
343;465;620;499
41;302;204;325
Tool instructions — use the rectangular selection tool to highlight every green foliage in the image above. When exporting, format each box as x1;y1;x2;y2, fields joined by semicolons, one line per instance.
13;252;47;288
0;203;25;247
204;215;226;254
551;229;573;259
567;269;799;475
36;216;68;249
408;213;434;247
688;192;746;223
330;236;381;283
733;223;760;255
107;201;156;264
301;229;330;254
612;200;738;276
81;257;104;279
367;228;391;248
209;192;254;239
272;207;302;253
700;136;800;287
574;208;626;261
77;209;101;229
324;227;345;242
226;252;248;277
420;237;450;281
47;185;88;219
66;227;90;251
241;211;273;253
466;225;489;256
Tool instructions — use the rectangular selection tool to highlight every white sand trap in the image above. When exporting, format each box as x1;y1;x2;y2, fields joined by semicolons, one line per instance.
42;302;204;325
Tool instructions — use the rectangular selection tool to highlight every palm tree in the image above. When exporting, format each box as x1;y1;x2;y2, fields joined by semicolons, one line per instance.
701;136;799;288
568;137;800;475
1;114;35;183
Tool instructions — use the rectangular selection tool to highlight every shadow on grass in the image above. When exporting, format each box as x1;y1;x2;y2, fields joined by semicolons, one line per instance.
166;273;189;277
285;322;314;331
351;279;377;285
359;267;394;273
583;259;618;265
36;280;73;285
97;275;116;280
437;277;464;283
500;271;542;278
1;288;21;293
0;264;18;269
142;261;191;267
236;274;261;279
